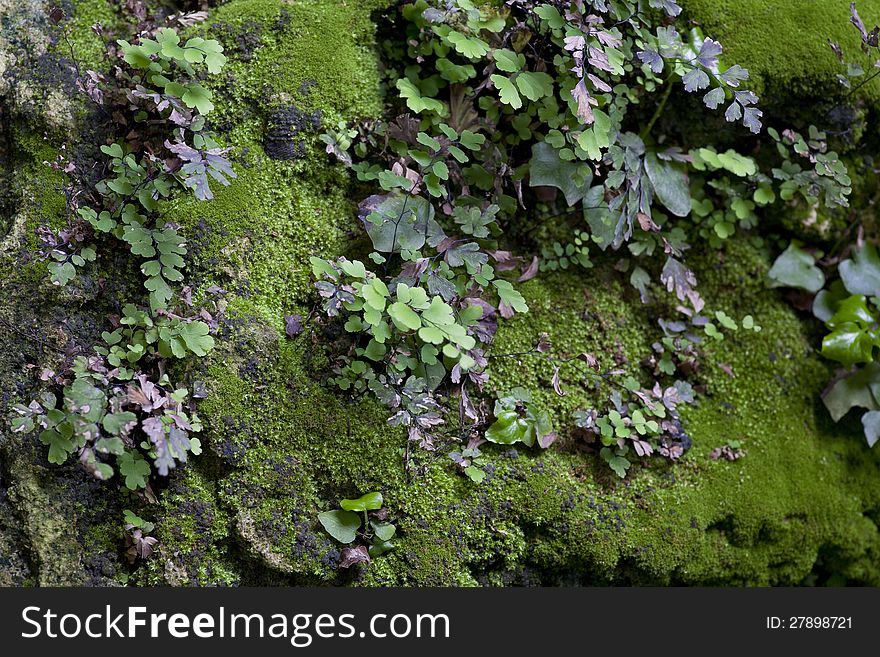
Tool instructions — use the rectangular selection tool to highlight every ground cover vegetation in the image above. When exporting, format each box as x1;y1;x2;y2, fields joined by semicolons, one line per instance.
1;0;879;586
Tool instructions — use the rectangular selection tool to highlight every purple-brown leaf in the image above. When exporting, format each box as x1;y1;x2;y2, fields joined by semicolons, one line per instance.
518;256;540;282
285;314;304;338
339;545;371;568
551;366;565;396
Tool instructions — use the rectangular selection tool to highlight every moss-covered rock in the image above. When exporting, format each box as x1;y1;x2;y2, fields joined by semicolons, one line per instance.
1;0;879;588
0;0;125;587
681;0;880;107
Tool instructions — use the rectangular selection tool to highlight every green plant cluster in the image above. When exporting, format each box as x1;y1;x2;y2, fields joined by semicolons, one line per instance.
317;492;397;565
539;230;593;272
11;25;231;495
317;118;532;448
769;237;880;448
484;387;555;448
813;242;880;447
123;509;158;562
70;28;234;310
768;237;880;448
316;0;779;477
572;374;695;477
314;257;482;377
761;4;880;450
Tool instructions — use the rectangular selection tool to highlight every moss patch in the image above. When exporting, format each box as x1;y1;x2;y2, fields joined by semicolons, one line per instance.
2;0;879;588
681;0;880;106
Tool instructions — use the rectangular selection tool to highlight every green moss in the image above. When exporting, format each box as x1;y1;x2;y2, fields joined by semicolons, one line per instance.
5;0;879;588
150;235;880;587
67;0;120;71
3;449;85;585
207;0;384;145
164;151;356;322
134;465;239;587
12;131;66;223
143;0;410;583
158;0;390;323
680;0;880;105
487;237;880;585
193;333;412;582
489;268;653;420
144;0;880;586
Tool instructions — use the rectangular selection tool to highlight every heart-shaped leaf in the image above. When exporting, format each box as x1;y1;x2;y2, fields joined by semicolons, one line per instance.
318;510;361;543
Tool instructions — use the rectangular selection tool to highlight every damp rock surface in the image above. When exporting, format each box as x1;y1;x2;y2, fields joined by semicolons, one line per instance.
0;0;878;588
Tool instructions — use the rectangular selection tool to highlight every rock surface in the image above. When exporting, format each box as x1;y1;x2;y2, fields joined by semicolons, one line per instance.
1;0;878;587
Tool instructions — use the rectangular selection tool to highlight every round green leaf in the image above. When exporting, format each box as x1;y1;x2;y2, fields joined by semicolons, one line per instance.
371;521;396;541
318;510;361;543
388;301;421;331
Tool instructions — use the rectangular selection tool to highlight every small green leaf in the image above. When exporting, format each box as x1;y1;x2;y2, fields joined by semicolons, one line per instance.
713;221;735;239
418;325;445;344
318;510;361;543
515;71;554;101
419;296;455;326
363;339;387;361
95;437;125;455
436;58;475;83
822;363;880;421
117;450;151;490
860;410;880;448
534;5;565;29
141;260;162;277
416;132;441;152
177;321;215;357
493;48;522;72
388;301;422;331
396;78;448;115
101;143;124;159
715;311;738;330
491;74;522;109
459;130;485;150
493;279;529;314
644;152;691;218
446;31;490;59
602;449;631;479
840;242;880;296
528;142;590;206
485;409;528;444
107;177;135;195
464;465;486;483
370;521;396;541
340;491;384;512
753;185;776;205
48;261;77;286
731;198;755;220
715;149;757;176
821;295;879;365
813;280;848;322
11;416;34;434
368;539;394;558
339;258;367;279
181;83;214;114
40;428;75;464
102;412;137;436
